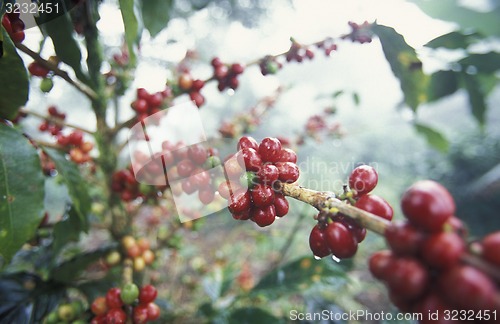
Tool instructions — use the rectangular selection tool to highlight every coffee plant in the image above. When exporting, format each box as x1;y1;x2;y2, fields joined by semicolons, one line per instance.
1;0;499;323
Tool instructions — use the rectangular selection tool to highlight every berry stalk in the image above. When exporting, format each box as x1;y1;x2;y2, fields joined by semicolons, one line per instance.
279;182;390;235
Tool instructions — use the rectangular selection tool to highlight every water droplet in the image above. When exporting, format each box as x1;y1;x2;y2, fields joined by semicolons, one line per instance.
277;270;285;283
331;255;340;263
313;255;321;260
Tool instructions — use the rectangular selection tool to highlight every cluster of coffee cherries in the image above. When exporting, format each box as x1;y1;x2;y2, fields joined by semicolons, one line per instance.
370;180;499;320
131;139;221;205
1;12;25;43
286;39;315;63
220;136;298;227
343;21;373;44
167;141;221;205
43;301;86;324
111;166;167;202
309;165;393;259
38;106;93;164
120;236;155;272
316;38;338;56
90;284;160;324
303;113;342;142
56;131;93;164
39;106;66;135
210;57;245;92
176;73;205;107
131;88;171;122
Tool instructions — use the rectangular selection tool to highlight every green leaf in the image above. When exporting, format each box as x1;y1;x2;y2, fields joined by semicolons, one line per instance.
414;123;450;153
52;208;86;254
458;52;500;74
332;90;344;98
462;73;487;126
228;308;282;324
352;92;360;106
372;24;429;111
424;31;481;49
119;0;141;65
408;0;500;37
0;272;64;323
428;70;459;102
37;4;90;85
251;256;350;297
0;28;29;120
0;125;44;265
476;73;499;96
140;0;173;37
50;246;115;284
42;148;90;228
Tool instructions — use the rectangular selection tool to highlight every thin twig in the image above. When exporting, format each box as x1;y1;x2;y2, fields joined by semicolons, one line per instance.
20;108;95;134
14;42;98;101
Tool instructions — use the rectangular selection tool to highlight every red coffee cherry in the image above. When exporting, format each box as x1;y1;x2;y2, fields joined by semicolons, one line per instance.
251;184;275;207
334;215;367;243
385;222;425;256
439;265;496;311
177;159;195;177
256;164;279;186
199;187;215;205
138;285;157;305
275;162;299;183
228;189;251;214
258;137;282;163
189;91;205;107
349;165;378;196
147;303;161;321
481;231;500;267
187;144;208;165
386;257;429;301
240;148;262;172
250;204;276;227
273;193;289;217
368;250;395;280
278;148;297;163
421;232;465;269
355;194;393;221
401;180;455;232
133;304;150;324
106;308;127;324
232;209;251;221
105;288;123;309
414;293;455;324
28;62;50;78
309;224;331;258
237;136;259;151
324;222;358;259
